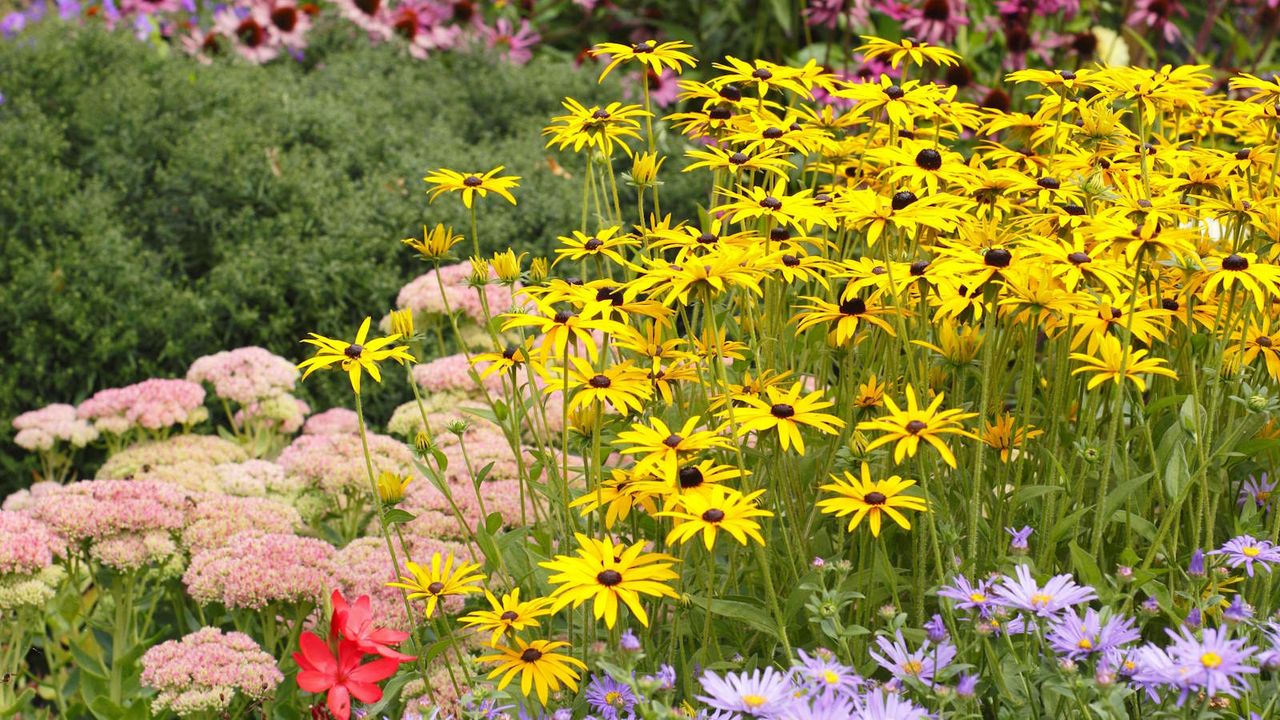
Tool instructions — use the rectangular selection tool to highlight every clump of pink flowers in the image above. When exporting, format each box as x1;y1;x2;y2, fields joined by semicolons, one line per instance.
396;261;520;326
77;378;208;435
12;403;99;452
98;434;248;480
187;346;299;405
277;432;416;499
0;510;62;576
183;532;334;609
140;627;284;716
303;408;360;436
181;495;302;553
27;479;190;545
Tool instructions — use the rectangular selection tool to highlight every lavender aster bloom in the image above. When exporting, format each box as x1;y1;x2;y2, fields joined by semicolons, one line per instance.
1;12;25;38
955;673;978;697
924;614;949;643
1239;474;1275;511
937;574;996;616
1185;608;1202;629
1006;526;1033;551
1210;535;1280;577
651;663;676;691
854;688;930;720
1132;627;1259;704
585;675;637;719
788;695;857;720
1224;597;1253;624
1045;608;1140;661
1258;622;1280;670
1187;548;1205;577
992;564;1097;618
697;667;797;718
791;649;861;700
619;629;642;652
868;630;957;685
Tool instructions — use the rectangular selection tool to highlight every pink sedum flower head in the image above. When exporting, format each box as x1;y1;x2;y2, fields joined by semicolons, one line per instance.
27;479;189;544
12;403;99;451
303;407;360;435
141;627;284;716
0;511;62;576
184;532;335;609
187;346;299;405
278;431;416;498
98;434;248;480
181;495;302;553
78;379;207;434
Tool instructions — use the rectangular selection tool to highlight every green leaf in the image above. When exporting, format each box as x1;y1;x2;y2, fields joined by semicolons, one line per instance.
69;642;107;679
473;460;496;490
767;0;794;37
686;596;781;640
0;688;34;717
1163;444;1189;501
1069;540;1103;590
382;508;416;526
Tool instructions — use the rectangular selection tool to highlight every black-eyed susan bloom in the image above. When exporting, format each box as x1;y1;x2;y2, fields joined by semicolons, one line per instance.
459;589;554;646
817;463;928;537
553;226;639;267
403;223;464;262
424;166;520;208
479;638;586;704
539;533;679;628
556;357;653;414
792;294;897;346
298;317;415;395
731;382;845;455
856;387;977;468
568;468;659;529
500;299;629;362
591;39;696;82
1197;252;1280;309
613;415;733;481
543;99;649;158
1070;335;1177;392
855;35;961;68
386;551;485;618
657;486;772;550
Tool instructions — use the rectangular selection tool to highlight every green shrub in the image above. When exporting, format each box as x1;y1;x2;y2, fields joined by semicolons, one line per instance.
0;22;708;490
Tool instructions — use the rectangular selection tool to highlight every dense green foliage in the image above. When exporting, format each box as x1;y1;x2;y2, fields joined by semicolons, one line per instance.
0;22;707;488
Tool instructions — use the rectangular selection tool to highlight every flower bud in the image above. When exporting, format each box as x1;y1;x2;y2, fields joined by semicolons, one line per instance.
389;308;415;339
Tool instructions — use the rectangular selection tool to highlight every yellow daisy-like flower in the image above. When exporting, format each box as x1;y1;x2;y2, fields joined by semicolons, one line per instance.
471;340;541;380
1197;252;1280;309
385;552;485;618
553;226;639;267
375;471;411;504
539;533;680;628
297;317;415;395
459;589;554;647
856;387;977;468
657;486;773;550
731;382;846;455
500;299;629;362
555;358;653;415
817;463;928;537
403;223;464;261
424;166;520;208
569;468;660;529
479;638;587;705
613;415;733;482
791;294;897;346
591;39;697;82
1070;335;1177;392
980;413;1043;463
855;36;961;69
543;99;650;158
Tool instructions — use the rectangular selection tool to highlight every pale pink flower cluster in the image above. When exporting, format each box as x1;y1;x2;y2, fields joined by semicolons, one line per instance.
232;395;310;433
277;432;416;497
98;435;248;480
116;460;225;494
90;530;181;573
214;460;302;498
186;347;299;405
12;403;99;451
412;353;504;394
440;427;524;483
181;496;301;553
77;379;208;433
184;533;334;609
401;475;532;538
0;481;61;512
27;480;190;544
302;407;359;436
141;627;283;716
396;262;520;325
0;511;62;575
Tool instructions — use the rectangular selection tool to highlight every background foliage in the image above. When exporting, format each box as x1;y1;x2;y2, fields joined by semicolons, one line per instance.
0;21;706;489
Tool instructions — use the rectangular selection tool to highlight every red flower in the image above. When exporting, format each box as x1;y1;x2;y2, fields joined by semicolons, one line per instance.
330;589;416;662
293;632;402;720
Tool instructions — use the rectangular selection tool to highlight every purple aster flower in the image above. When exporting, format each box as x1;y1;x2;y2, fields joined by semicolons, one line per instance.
1006;526;1033;552
1132;627;1259;704
552;710;572;720
55;0;79;19
1239;473;1275;511
924;614;949;643
992;564;1097;618
647;663;676;691
1188;548;1206;577
697;667;798;718
1139;597;1160;615
1210;535;1280;577
791;648;861;700
869;630;957;685
1;11;26;38
619;629;642;652
1224;597;1253;624
1258;622;1280;670
854;688;930;720
955;672;978;697
1185;608;1202;629
801;695;858;720
1045;608;1140;661
937;574;996;616
585;675;637;719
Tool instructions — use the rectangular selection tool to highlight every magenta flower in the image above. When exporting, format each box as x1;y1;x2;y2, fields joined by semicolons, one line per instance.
902;0;969;44
480;17;539;65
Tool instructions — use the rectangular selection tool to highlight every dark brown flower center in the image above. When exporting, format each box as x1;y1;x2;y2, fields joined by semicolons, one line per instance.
1037;177;1060;190
701;508;727;523
752;68;773;80
1067;251;1091;265
427;581;445;595
502;344;521;360
884;84;905;100
910;260;930;276
1059;70;1076;80
662;434;684;448
1223;253;1249;271
864;491;888;505
760;196;783;211
521;647;543;662
271;6;298;31
589;375;612;389
632;41;654;53
500;610;519;621
583;238;604;251
1063;204;1085;216
984;248;1012;268
344;344;364;359
697;232;719;245
709;106;733;120
596;569;623;586
770;403;796;419
729;152;749;165
1236;148;1251;161
915;148;943;171
354;0;378;15
553;310;574;324
762;127;784;140
1161;298;1179;311
1259;336;1274;348
679;466;703;488
840;298;868;315
463;175;484;187
782;254;800;268
891;190;918;210
905;420;927;435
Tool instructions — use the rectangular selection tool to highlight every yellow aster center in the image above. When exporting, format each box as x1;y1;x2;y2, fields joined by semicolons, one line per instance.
1259;491;1272;501
1077;638;1093;650
969;592;987;603
1201;652;1222;669
742;694;768;708
822;670;840;685
902;660;924;676
605;691;622;706
1243;546;1261;558
1030;592;1053;608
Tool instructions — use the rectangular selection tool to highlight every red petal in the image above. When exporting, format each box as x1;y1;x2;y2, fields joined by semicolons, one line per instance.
297;670;333;693
298;632;337;673
348;657;402;684
345;679;385;704
327;685;351;720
